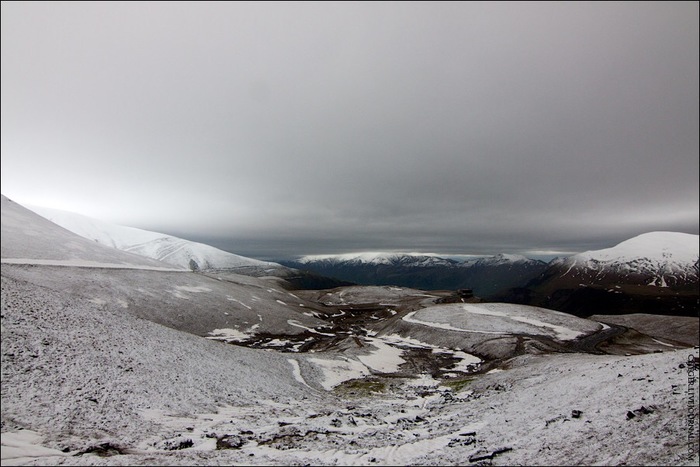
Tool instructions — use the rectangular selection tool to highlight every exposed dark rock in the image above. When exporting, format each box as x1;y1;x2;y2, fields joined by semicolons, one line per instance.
469;447;513;462
75;442;127;457
163;438;193;450
216;434;246;450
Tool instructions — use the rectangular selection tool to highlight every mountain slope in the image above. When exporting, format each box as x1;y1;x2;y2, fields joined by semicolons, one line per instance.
1;194;327;339
556;231;699;287
283;252;548;296
1;195;179;270
502;232;699;317
3;275;695;466
26;204;280;272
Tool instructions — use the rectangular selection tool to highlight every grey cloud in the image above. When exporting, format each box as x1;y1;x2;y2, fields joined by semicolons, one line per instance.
1;2;697;259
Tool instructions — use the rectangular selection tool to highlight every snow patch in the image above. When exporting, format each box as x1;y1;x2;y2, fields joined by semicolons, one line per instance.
1;430;68;465
357;338;406;373
307;357;370;390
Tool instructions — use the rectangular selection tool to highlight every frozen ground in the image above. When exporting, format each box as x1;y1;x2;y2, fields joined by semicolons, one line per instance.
2;270;698;466
403;303;602;341
591;313;700;347
298;285;440;307
2;273;697;466
1;264;327;339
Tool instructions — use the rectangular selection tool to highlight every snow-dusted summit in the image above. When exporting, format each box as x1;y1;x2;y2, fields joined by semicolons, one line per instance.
558;232;699;287
27;205;281;272
297;252;459;267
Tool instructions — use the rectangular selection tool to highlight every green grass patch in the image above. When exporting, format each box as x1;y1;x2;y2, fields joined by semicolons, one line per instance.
335;378;387;396
441;377;474;392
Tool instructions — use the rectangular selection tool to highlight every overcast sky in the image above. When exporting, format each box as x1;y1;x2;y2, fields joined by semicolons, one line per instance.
2;2;698;259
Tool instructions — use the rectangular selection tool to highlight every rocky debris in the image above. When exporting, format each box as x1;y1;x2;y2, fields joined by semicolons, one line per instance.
216;434;246;450
448;431;477;448
469;446;513;462
635;406;655;415
74;442;127;457
545;414;566;426
571;409;583;419
161;438;194;450
627;406;655;420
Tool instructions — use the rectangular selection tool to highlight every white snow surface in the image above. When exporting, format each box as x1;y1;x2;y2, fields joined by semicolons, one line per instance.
403;303;601;341
1;195;177;269
306;357;372;390
574;231;698;264
26;204;280;271
559;231;699;284
356;337;407;374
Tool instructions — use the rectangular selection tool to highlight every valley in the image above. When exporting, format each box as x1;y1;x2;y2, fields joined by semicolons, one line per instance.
2;195;698;465
2;267;696;466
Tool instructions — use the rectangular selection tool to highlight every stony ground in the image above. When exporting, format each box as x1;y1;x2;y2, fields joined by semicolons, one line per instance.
3;270;699;466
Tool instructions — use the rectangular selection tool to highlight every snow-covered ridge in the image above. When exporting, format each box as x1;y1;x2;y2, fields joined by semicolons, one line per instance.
297;251;534;267
469;253;532;266
573;232;698;264
297;252;448;266
26;205;281;271
559;232;699;286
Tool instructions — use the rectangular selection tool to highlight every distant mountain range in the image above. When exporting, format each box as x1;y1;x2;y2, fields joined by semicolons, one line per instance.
281;252;549;297
283;232;699;316
19;201;700;316
497;232;699;317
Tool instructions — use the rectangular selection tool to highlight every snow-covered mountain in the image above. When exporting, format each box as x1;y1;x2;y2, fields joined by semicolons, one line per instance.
283;252;548;296
556;231;699;287
27;204;281;272
1;195;178;270
503;232;699;317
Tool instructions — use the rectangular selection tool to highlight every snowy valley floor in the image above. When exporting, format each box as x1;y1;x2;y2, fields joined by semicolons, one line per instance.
2;274;699;466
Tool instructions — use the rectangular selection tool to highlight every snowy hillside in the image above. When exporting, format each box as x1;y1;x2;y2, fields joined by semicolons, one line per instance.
1;196;179;270
558;231;699;287
27;204;281;272
1;194;327;339
2;194;698;466
2;274;696;466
